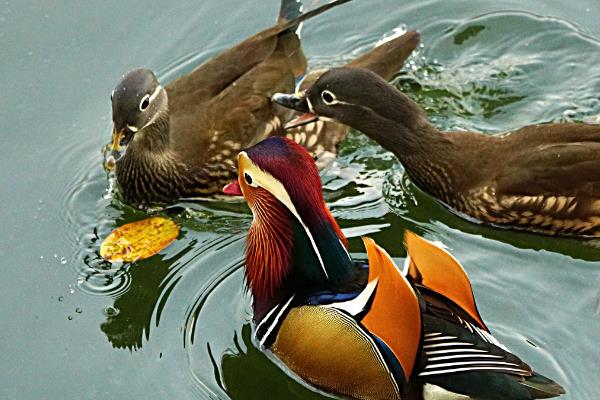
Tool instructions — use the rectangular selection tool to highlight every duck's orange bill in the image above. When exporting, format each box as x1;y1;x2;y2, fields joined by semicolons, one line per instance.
111;128;125;152
361;237;421;381
404;230;488;331
223;180;243;196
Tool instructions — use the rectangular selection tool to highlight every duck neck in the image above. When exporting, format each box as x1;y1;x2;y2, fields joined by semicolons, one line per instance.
350;91;458;202
132;112;171;154
115;112;187;205
248;190;357;322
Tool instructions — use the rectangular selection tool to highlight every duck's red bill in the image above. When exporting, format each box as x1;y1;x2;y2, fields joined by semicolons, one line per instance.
223;180;243;196
284;112;318;130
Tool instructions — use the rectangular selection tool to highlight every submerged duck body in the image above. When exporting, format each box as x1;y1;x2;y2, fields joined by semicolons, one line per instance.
223;137;564;399
273;67;600;237
107;0;420;206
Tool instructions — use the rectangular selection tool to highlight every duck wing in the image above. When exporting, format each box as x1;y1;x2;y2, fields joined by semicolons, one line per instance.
497;125;600;196
166;0;323;106
404;232;564;399
416;287;564;399
168;0;354;166
491;125;600;225
190;37;301;166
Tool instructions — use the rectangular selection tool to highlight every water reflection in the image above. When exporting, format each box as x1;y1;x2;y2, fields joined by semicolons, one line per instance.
99;247;191;350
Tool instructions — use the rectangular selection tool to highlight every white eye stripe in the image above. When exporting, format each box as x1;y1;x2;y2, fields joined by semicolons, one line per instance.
149;85;162;102
139;85;163;111
239;151;329;280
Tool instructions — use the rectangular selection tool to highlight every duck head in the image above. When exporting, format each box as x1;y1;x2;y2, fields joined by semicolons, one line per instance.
106;68;168;168
273;67;425;137
224;137;355;305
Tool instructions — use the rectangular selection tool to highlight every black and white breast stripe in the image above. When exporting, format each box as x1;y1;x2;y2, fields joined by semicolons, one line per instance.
255;295;295;348
418;332;530;377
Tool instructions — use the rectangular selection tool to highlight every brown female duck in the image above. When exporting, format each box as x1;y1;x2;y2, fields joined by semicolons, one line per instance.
273;67;600;237
107;0;420;206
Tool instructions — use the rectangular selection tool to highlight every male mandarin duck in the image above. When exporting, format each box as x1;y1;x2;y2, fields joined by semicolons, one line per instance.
273;67;600;238
106;0;420;206
223;136;564;399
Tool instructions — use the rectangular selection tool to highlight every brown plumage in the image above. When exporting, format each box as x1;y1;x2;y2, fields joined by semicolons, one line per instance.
107;0;420;206
273;67;600;237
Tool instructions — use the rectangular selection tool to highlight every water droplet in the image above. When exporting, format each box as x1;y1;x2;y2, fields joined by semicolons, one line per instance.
58;296;64;302
75;308;82;314
67;315;73;320
60;257;67;264
40;255;44;260
103;306;120;317
53;254;58;258
76;277;85;285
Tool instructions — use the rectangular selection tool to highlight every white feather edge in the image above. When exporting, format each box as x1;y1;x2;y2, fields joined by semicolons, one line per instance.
322;277;378;316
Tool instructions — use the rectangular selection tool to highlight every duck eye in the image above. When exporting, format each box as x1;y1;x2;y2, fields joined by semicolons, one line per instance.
244;172;253;185
321;90;336;105
139;94;150;111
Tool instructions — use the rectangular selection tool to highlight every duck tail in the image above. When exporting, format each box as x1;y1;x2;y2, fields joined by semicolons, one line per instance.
520;372;566;399
346;30;420;81
278;0;303;28
276;0;306;77
276;0;354;78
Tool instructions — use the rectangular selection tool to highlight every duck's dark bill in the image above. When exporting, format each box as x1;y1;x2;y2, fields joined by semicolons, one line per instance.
284;112;319;130
223;180;243;196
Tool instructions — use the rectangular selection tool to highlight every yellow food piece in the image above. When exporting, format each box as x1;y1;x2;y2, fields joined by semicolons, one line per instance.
100;217;179;262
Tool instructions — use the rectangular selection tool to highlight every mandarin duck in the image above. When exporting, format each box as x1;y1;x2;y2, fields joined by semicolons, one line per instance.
106;0;420;206
222;136;564;399
273;67;600;238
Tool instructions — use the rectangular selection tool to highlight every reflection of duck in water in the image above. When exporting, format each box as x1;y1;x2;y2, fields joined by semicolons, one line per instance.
274;67;600;238
100;249;188;350
223;137;564;399
106;0;420;206
220;324;327;399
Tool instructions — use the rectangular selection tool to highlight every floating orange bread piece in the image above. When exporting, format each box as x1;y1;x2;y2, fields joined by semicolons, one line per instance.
404;230;487;331
100;217;179;262
361;237;421;380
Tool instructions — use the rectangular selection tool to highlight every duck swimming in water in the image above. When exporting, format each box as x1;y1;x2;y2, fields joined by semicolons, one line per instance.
107;0;419;206
223;136;564;399
273;67;600;238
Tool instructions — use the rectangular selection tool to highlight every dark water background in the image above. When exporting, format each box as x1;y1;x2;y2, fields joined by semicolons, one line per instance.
2;0;600;399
